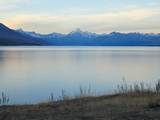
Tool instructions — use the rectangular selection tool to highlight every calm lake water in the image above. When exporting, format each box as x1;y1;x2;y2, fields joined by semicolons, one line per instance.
0;46;160;104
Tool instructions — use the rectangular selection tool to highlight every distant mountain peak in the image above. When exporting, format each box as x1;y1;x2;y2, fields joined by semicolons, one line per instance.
74;28;82;32
69;28;86;34
68;28;97;38
110;32;122;35
16;28;24;32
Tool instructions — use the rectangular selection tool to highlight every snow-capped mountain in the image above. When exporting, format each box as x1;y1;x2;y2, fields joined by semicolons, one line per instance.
67;28;98;38
17;29;64;39
0;23;160;46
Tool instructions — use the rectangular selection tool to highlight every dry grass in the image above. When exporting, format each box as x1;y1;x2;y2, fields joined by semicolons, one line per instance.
0;80;160;120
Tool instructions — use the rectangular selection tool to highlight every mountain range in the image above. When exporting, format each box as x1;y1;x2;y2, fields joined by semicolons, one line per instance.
0;23;160;46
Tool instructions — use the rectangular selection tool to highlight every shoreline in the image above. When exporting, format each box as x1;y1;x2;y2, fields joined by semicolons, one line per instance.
0;93;160;120
1;81;160;120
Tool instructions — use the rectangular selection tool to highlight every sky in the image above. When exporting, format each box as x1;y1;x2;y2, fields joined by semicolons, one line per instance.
0;0;160;34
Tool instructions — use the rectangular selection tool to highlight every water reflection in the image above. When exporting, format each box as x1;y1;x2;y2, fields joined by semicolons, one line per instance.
0;47;160;104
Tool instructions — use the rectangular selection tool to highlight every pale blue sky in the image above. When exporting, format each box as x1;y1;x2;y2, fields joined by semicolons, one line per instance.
0;0;160;33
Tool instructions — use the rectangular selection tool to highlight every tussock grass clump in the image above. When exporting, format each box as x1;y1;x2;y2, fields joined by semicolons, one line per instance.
0;92;10;105
116;79;160;95
48;85;94;103
112;79;160;109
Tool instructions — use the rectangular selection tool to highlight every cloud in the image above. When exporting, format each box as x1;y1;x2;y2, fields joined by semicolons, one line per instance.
0;0;28;4
1;8;160;33
0;0;32;14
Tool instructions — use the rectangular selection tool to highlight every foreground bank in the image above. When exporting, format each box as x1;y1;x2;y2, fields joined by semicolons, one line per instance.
1;81;160;120
0;92;160;120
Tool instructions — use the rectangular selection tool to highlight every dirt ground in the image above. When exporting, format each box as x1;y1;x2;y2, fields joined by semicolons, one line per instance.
0;94;160;120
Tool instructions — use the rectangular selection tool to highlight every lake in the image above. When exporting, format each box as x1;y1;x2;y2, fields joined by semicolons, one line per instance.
0;46;160;104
